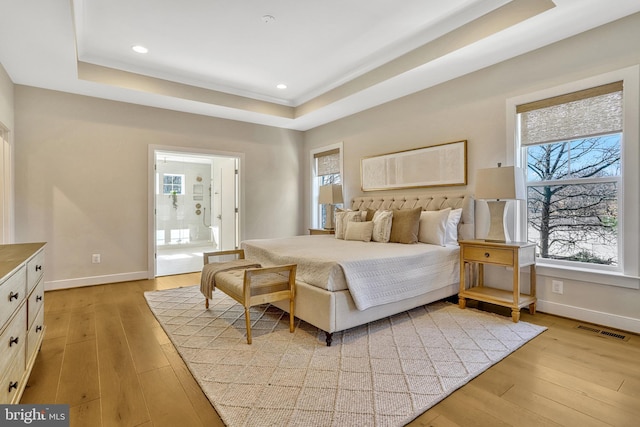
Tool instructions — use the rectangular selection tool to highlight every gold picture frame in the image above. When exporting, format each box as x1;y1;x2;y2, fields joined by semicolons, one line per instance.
361;140;467;191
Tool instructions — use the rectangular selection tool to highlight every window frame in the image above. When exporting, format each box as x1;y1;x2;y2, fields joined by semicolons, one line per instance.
506;66;639;289
310;142;343;230
162;173;185;195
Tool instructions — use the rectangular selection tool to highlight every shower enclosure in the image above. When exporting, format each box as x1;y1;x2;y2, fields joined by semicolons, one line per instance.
153;149;239;276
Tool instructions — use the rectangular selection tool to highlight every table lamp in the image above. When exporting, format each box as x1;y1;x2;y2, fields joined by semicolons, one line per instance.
318;184;343;230
475;163;526;242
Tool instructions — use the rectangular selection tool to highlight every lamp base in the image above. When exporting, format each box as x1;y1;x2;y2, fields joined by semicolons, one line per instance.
484;200;509;243
324;204;336;230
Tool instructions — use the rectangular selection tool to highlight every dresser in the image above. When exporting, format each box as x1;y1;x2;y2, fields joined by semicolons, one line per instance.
0;243;46;404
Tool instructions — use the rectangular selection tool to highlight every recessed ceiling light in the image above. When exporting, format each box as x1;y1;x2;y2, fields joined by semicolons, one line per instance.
132;45;149;54
262;15;275;24
276;83;287;90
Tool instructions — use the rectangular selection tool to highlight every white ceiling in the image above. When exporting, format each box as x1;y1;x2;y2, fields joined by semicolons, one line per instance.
1;0;639;131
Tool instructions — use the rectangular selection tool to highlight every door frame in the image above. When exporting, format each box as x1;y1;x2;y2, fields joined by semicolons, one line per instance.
148;144;244;278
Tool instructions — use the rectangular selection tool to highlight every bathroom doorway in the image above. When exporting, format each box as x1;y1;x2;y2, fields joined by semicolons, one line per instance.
150;147;240;277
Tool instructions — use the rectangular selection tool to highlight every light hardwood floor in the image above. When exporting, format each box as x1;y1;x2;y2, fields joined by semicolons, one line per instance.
21;274;640;427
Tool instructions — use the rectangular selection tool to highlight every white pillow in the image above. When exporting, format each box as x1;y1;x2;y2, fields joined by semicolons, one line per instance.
344;221;374;242
445;208;463;246
335;210;362;239
418;208;451;246
371;210;393;243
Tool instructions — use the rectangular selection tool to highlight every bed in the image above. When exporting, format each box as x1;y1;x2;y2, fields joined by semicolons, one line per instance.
241;194;475;345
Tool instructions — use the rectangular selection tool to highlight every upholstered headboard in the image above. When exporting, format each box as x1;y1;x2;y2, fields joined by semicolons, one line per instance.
350;194;475;241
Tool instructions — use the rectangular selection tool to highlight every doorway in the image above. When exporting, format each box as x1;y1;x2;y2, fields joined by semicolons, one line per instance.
151;148;239;277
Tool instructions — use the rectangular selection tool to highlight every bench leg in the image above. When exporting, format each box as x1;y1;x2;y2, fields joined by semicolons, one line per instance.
205;298;209;309
289;298;295;333
245;307;252;344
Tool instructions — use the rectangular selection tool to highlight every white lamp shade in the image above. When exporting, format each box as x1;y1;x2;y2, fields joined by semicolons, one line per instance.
318;184;343;205
475;166;526;200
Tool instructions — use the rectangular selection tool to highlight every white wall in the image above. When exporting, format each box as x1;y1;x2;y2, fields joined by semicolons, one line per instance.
0;65;13;130
304;13;640;333
14;86;304;288
0;64;14;243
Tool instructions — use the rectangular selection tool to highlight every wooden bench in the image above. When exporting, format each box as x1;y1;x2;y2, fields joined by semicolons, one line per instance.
203;249;296;344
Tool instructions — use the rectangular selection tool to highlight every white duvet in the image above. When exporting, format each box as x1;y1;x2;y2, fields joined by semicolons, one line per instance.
241;235;459;311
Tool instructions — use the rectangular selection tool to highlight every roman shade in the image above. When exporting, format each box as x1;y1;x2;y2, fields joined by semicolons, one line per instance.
517;81;623;146
315;148;340;176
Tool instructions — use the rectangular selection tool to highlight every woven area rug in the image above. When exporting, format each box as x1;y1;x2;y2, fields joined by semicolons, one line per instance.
144;285;546;427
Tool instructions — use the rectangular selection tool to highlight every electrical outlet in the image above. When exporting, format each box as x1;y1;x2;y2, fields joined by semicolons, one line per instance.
551;280;563;294
92;254;101;264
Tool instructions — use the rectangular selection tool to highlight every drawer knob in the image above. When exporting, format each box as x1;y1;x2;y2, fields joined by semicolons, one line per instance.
36;325;43;333
9;336;19;347
9;291;19;301
36;265;42;272
36;295;43;302
484;252;490;258
8;381;18;392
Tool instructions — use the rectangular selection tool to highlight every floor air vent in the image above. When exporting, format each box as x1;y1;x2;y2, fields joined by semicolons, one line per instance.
576;324;629;341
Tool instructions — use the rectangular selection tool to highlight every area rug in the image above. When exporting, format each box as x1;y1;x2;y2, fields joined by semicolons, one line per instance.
144;285;546;426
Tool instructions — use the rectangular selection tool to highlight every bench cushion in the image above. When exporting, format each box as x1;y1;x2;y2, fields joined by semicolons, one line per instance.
215;270;292;301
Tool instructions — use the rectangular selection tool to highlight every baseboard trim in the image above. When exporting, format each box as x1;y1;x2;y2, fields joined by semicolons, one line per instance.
44;271;149;291
537;299;640;335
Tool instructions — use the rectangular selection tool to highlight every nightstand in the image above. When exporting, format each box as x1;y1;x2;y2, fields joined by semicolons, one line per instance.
458;240;536;322
309;228;335;235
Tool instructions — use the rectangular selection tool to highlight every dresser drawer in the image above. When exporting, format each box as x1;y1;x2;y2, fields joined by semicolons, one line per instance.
28;279;45;329
0;345;26;404
0;303;27;377
28;305;44;359
27;249;45;294
0;266;26;331
463;246;514;265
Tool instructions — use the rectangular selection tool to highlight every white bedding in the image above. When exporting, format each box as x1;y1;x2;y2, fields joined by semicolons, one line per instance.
241;235;459;311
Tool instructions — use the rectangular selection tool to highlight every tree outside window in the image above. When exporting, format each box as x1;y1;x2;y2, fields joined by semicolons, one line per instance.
526;135;620;265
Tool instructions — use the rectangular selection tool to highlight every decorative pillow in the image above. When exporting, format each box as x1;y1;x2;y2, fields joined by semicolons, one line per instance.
445;208;463;246
418;208;451;246
335;210;363;239
371;210;393;243
365;208;377;221
344;221;374;242
389;207;422;244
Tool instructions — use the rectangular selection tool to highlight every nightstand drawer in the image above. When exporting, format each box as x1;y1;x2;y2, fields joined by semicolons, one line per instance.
463;246;514;265
309;228;335;235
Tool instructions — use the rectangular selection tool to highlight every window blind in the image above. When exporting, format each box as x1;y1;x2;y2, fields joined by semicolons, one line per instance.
315;149;340;176
517;81;623;146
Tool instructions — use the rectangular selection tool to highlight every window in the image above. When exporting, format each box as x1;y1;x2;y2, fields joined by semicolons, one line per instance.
162;174;185;195
311;145;343;229
516;81;627;272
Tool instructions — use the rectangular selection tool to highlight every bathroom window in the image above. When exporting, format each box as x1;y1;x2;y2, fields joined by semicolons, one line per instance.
163;174;185;195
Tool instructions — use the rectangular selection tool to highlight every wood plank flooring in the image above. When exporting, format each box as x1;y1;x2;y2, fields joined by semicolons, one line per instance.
20;274;639;427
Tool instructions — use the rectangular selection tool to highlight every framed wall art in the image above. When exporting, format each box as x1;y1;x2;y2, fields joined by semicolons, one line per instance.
361;140;467;191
